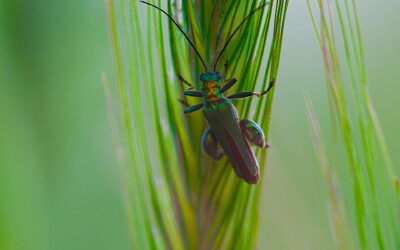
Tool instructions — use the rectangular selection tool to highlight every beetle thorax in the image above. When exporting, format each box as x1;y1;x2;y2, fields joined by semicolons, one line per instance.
202;81;221;102
200;72;222;102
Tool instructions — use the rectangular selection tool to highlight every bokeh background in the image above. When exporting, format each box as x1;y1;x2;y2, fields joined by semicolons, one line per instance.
0;0;399;249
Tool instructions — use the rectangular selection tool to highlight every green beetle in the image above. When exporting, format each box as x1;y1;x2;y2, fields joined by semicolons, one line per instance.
141;1;273;184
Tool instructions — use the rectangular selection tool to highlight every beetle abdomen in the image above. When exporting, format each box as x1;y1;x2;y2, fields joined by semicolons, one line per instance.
223;127;259;184
202;98;259;184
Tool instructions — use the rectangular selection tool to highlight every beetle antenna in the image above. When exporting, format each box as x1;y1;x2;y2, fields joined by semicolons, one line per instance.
140;1;208;71
213;3;269;71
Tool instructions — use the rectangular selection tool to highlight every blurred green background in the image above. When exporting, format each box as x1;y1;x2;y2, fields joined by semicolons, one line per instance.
0;0;399;249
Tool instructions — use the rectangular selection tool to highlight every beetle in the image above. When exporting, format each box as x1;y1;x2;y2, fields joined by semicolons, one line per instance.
140;1;274;184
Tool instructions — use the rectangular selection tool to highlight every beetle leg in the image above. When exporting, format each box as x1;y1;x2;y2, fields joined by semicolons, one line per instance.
184;103;204;114
184;90;203;97
201;129;225;160
258;79;275;96
180;92;203;109
221;78;237;93
178;74;194;90
178;99;189;107
228;91;259;99
228;79;275;100
239;119;267;148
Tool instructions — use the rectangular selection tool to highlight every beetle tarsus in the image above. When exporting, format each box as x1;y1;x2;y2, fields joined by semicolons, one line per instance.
178;74;193;89
260;79;275;96
178;99;189;107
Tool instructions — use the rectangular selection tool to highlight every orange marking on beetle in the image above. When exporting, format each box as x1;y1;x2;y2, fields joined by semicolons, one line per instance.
205;81;220;101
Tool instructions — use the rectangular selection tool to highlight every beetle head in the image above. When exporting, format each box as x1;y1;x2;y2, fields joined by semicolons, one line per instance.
200;72;221;83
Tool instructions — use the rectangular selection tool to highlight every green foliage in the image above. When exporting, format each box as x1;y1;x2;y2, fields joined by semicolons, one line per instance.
306;0;400;249
105;0;289;249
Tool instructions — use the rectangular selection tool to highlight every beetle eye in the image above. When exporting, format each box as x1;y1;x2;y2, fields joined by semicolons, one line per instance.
200;74;205;82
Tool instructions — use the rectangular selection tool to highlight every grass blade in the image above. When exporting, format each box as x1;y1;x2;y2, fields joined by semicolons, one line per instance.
306;0;400;248
105;0;289;248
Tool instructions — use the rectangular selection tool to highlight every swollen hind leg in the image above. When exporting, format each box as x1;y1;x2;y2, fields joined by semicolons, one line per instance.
201;129;225;160
239;119;267;148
